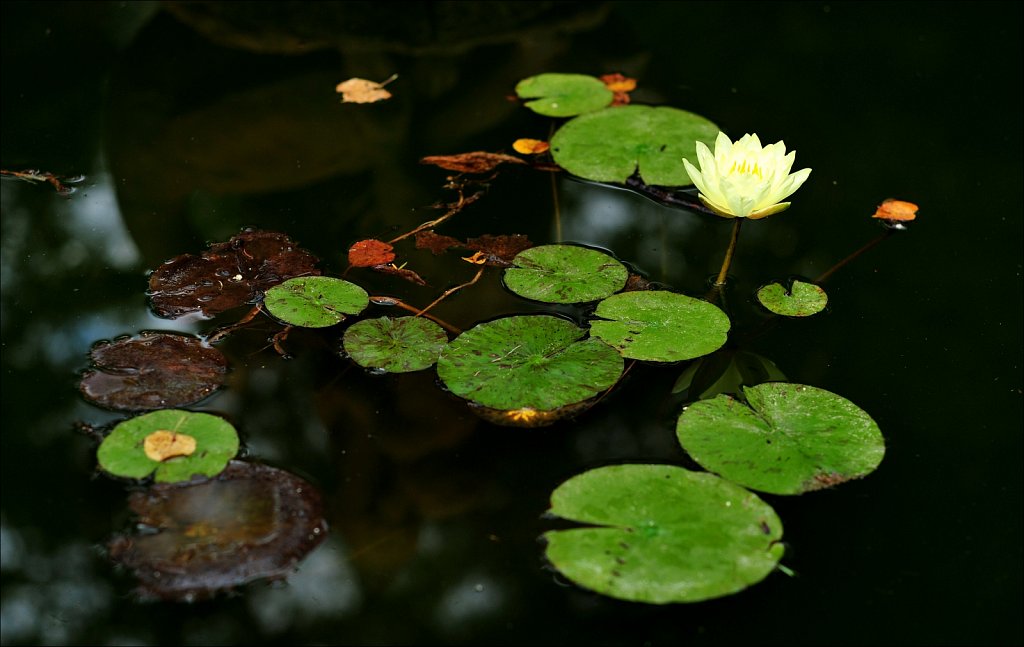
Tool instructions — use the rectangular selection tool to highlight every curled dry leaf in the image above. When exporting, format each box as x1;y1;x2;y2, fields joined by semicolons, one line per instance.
512;138;550;155
420;152;526;174
373;263;428;286
1;168;83;194
148;229;320;319
348;239;396;267
335;74;396;103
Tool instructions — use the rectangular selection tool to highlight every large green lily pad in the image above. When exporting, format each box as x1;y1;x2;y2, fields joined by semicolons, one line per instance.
503;245;628;304
590;291;730;362
342;316;448;373
97;410;240;483
515;73;613;117
676;383;885;495
436;315;623;411
757;280;828;317
550;105;720;186
544;464;784;604
263;276;368;328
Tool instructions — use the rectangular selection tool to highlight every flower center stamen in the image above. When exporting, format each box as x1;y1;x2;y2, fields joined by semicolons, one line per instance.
729;159;763;179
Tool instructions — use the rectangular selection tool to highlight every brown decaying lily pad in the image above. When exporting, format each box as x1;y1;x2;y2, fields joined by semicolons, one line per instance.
465;234;533;267
148;229;321;319
109;460;328;602
79;332;228;411
348;239;396;267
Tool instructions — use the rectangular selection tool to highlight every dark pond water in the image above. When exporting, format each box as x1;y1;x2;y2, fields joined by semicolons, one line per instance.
2;2;1021;645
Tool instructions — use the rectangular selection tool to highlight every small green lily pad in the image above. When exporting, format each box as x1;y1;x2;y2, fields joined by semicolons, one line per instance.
263;276;368;328
436;315;623;411
503;245;628;304
550;105;720;186
515;73;613;117
590;291;730;362
342;316;448;373
97;410;240;483
544;464;784;604
676;383;885;495
757;280;828;317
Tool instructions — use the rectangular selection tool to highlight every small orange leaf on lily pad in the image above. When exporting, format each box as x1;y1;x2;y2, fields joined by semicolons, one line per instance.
513;138;550;155
335;74;397;104
144;431;197;462
349;239;396;267
872;199;919;223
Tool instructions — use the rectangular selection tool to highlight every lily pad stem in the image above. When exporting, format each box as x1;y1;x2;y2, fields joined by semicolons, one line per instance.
418;266;486;317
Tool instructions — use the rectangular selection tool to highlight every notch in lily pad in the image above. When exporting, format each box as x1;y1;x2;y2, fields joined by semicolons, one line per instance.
515;73;613;117
503;244;628;304
756;280;828;317
97;410;240;483
544;464;784;604
549;105;720;186
263;276;369;328
342;316;448;373
436;315;623;413
590;291;730;362
676;383;885;495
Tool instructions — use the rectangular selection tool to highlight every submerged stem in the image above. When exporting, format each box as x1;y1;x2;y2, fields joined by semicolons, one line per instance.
368;296;462;335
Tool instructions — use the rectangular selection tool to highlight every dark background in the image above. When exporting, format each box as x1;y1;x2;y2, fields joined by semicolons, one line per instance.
2;2;1021;645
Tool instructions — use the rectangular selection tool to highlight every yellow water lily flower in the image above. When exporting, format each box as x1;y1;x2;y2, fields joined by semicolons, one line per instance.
683;132;812;219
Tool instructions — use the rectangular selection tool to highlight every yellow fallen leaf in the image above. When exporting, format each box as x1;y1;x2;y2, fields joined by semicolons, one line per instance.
144;430;197;462
335;74;397;104
512;138;550;155
871;198;919;222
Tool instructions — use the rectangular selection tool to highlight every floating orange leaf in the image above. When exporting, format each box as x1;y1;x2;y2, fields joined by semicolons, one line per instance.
348;239;396;267
600;73;637;106
872;199;919;223
420;152;526;174
462;251;488;265
512;138;550;155
335;74;397;104
143;431;198;462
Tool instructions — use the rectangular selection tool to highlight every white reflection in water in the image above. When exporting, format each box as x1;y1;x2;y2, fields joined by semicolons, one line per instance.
55;165;140;271
433;572;503;634
246;536;362;634
0;521;112;646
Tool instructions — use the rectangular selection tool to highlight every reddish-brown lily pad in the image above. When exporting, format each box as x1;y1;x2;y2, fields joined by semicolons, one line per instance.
148;229;321;319
108;460;328;601
420;151;526;174
79;332;227;411
466;234;534;267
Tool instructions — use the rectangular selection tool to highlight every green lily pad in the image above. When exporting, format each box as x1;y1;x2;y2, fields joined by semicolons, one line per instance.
342;316;448;373
550;105;720;186
503;245;628;304
436;315;623;411
757;280;828;317
263;276;368;328
97;410;240;483
590;291;730;362
515;73;613;117
544;464;784;604
676;383;885;495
